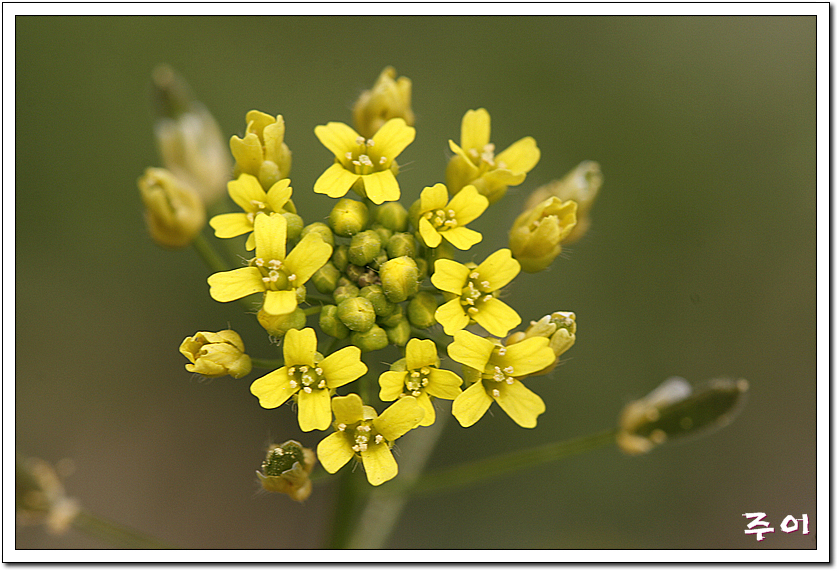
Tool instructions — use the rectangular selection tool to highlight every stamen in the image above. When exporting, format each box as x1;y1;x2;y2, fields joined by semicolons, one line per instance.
317;380;326;389
254;258;265;266
356;136;366;146
503;366;514;374
337;423;346;431
315;367;323;375
492;388;500;398
420;367;430;375
303;386;312;394
345;152;353;160
468;307;479;314
288;380;298;388
374;434;384;444
379;156;387;164
497;347;506;356
288;367;295;374
366;139;375;147
287;273;297;282
482;294;492;302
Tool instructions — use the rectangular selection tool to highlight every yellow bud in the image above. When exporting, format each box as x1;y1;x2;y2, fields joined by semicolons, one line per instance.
179;330;252;379
352;66;415;139
509;197;577;273
257;308;306;338
329;198;370;237
379;256;420;303
507;311;576;377
257;441;316;502
138;167;206;248
230;110;292;190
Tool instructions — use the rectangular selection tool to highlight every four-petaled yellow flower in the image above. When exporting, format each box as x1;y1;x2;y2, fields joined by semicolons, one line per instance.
230;110;292;191
431;249;522;337
249;328;368;432
416;183;489;250
317;393;424;486
208;213;332;315
209;174;294;251
448;330;555;428
379;338;463;426
313;118;415;205
446;108;541;203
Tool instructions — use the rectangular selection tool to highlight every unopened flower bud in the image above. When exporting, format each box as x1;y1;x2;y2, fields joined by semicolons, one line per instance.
372;225;394;245
257;440;316;502
348;230;383;267
329;198;369;237
617;377;749;456
337;296;377;332
375;201;409;232
300;222;335;248
360;285;396;317
507;311;576;377
385;317;412;347
16;456;81;535
350;324;390;352
524;161;603;244
380;256;420;303
407;291;438;329
311;262;341;294
138;167;206;248
332;245;350;272
368;251;390;272
386;232;416;259
230;110;292;191
257;307;306;338
319;305;350;339
352;66;415;139
509;197;577;273
378;303;405;328
282;212;304;241
179;330;252;379
333;280;360;304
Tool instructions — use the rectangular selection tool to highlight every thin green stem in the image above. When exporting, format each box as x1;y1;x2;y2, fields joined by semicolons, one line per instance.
191;231;230;274
327;469;366;549
72;509;176;549
303;306;322;317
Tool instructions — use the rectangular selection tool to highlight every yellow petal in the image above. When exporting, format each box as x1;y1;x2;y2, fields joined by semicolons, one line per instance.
446;145;481;188
319;346;367;388
317;431;355;474
448;185;489;225
495;136;541;175
460;108;491;152
229;133;263;176
361;442;398;486
448;330;496;371
419;183;449;213
227;173;266;212
379;371;407;401
404;338;438;371
361;170;400;204
254;212;287;262
441;226;482;251
370;118;415;161
263;289;297;315
374;396;424;441
473;298;521;337
430;259;470;294
452;381;492;427
434;298;470;336
208;267;264;302
314;122;360;159
297;388;332;432
494;379;545;428
425;369;463;399
314;162;359;198
415;392;436;427
265;179;293;212
285;233;333;285
210;213;252;239
282;327;317;367
496;337;555;377
245;232;256;251
418;217;442;248
475;249;520;290
250;368;296;409
331;393;365;425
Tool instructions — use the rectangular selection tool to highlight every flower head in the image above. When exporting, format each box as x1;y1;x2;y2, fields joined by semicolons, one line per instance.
446;108;540;204
352;66;415;139
379;338;463;426
230;110;292;191
179;329;252;378
431;249;522;337
317;394;424;486
249;328;367;431
209;174;294;250
509;197;577;273
415;183;489;250
448;330;555;428
207;213;332;315
313;118;415;205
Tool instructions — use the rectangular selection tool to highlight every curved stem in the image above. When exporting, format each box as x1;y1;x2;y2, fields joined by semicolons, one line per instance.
191;231;230;274
72;509;176;549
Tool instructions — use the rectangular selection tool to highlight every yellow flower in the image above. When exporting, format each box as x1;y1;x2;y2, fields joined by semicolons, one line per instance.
230;110;292;191
137;167;206;248
317;394;424;486
313;118;415;205
352;66;415;139
415;183;489;250
431;249;522;337
249;328;367;432
509;197;577;273
207;213;332;315
209;174;293;251
446;108;540;204
448;330;555;428
379;338;463;426
179;329;252;379
506;311;576;377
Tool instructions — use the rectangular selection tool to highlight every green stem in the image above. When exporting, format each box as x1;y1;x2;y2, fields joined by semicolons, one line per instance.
72;509;176;549
191;231;230;274
327;469;366;549
303;306;322;317
250;358;283;369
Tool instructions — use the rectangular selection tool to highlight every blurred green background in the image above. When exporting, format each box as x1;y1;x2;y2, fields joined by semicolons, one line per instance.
15;16;816;550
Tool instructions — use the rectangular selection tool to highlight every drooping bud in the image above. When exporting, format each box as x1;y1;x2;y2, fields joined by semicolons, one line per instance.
329;198;369;237
138;167;206;248
319;305;350;339
509;197;577;273
616;377;749;456
407;291;438;329
375;201;409;232
348;230;383;267
256;440;317;502
350;325;389;352
337;297;377;332
379;256;420;303
257;307;307;338
300;222;335;248
352;66;415;139
230;110;292;191
179;330;252;379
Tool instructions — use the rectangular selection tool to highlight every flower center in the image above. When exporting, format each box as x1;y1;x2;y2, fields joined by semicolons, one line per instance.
286;364;327;394
251;257;297;290
485;362;516;398
403;367;431;398
246;199;272;224
337;420;386;453
422;208;458;231
345;136;387;175
459;271;495;316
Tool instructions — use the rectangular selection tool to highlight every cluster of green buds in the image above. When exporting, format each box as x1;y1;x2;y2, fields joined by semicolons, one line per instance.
155;66;603;489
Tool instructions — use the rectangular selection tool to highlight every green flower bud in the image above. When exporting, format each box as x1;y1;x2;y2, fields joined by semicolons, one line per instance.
415;257;429;281
329;198;369;237
386;232;416;259
348;230;383;267
407;291;438;329
380;256;420;303
368;251;390;272
385;317;411;346
337;296;377;332
332;245;350;272
179;330;251;379
350;325;389;352
375;201;409;232
333;280;360;304
371;224;394;245
282;212;304;242
319;305;350;339
311;262;341;294
256;441;316;502
257;307;307;338
377;303;404;328
360;284;396;317
300;222;335;248
407;199;422;231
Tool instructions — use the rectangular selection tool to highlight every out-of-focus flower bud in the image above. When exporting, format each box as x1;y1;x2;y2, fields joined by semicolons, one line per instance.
507;311;576;377
617;377;749;456
333;279;360;304
407;291;438;329
386;232;416;259
16;456;80;535
348;230;383;267
524;161;603;245
257;440;316;502
337;297;377;332
151;65;232;206
509;197;577;273
329;198;369;237
352;66;415;139
331;245;350;272
257;307;306;338
384;317;412;346
282;212;304;241
138;167;206;248
300;222;335;248
311;262;341;294
230;110;292;191
375;201;409;232
360;285;396;317
179;330;252;379
372;225;394;245
319;305;350;339
351;325;389;352
380;256;420;303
